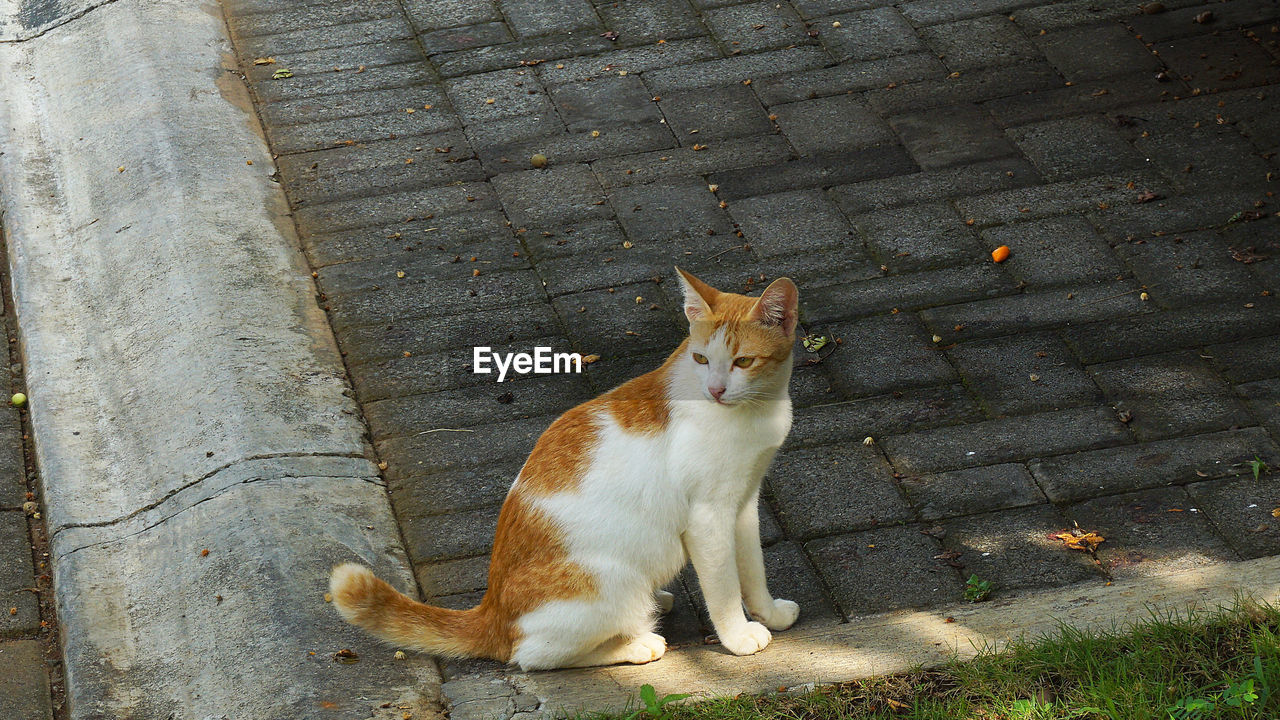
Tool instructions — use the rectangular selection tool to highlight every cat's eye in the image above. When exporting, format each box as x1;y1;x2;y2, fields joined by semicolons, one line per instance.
733;356;754;368
692;353;708;365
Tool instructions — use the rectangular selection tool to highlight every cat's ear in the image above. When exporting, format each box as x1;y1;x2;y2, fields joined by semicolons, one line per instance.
752;277;799;336
674;266;716;323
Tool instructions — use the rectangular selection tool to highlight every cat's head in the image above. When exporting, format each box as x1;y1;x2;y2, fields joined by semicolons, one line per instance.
673;267;798;406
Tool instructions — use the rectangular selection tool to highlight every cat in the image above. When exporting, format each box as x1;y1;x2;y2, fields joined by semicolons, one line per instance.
329;267;801;671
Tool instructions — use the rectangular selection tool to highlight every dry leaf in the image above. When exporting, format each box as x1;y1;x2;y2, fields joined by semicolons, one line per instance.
1052;530;1105;551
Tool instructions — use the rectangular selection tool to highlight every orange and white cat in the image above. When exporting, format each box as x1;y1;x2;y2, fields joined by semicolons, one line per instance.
330;268;800;670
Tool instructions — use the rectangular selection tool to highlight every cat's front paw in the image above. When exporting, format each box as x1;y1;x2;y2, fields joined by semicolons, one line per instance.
750;598;800;631
719;621;771;656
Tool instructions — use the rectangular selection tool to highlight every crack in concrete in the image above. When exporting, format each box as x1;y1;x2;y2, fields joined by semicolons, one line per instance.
0;0;124;43
56;467;384;558
51;450;375;537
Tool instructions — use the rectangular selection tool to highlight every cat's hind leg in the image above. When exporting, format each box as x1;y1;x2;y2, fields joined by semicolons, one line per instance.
511;595;663;670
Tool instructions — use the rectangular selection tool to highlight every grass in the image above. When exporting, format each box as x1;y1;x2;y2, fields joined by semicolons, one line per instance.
584;602;1280;720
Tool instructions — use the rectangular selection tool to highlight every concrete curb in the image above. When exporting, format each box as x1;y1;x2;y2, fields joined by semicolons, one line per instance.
0;0;441;717
449;555;1280;719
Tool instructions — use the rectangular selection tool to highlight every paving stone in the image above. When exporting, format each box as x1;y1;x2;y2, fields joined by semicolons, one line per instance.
1011;0;1169;32
434;34;616;77
349;335;569;401
703;1;811;54
753;53;946;106
899;0;1043;26
941;504;1103;592
1029;427;1276;503
597;0;706;45
364;373;595;436
592;135;794;189
644;45;832;93
492;163;611;228
1238;377;1280;438
708;145;920;200
520;218;629;261
658;85;772;145
807;525;963;617
772;94;896;156
1187;473;1280;559
301;209;512;268
852;201;984;271
817;7;924;61
265;107;462;155
1155;31;1280;94
379;415;551;476
1089;351;1254;442
402;0;501;31
609;179;736;244
258;84;450;128
227;0;404;39
445;68;554;125
787;361;845;408
533;37;722;86
729;189;858;258
786;384;984;450
947;332;1100;416
955;172;1172;227
500;0;600;37
1034;24;1161;82
1066;487;1239;578
243;39;423;83
790;0;896;18
865;61;1061;115
401;506;501;561
1084;189;1270;244
889;104;1018;170
417;554;491;597
749;246;882;292
0;511;33;595
235;17;414;59
0;641;51;720
338;303;560;365
767;443;912;539
294;182;497;237
418;22;515;54
657;579;709;646
1114;230;1263;308
979;215;1124;287
921;280;1153;343
1207;334;1280;383
550;75;663;131
279;133;484;207
0;589;38;639
252;61;437;103
830;156;1039;214
325;268;547;332
881;406;1130;474
1006;115;1149;182
390;460;524;516
922;14;1041;71
822;314;957;398
316;242;528;299
981;72;1175;126
802;262;1016;324
1126;102;1274;192
1129;0;1280;44
0;410;22;509
475;123;677;172
1063;297;1280;364
759;542;843;624
901;463;1045;521
552;282;686;359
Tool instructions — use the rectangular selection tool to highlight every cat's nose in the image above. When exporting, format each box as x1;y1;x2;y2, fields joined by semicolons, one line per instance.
708;385;726;400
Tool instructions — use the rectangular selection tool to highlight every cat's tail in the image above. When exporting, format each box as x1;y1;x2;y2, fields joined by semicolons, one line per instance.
328;563;491;659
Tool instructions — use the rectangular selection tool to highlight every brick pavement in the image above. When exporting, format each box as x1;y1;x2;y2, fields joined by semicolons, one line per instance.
224;0;1280;667
0;234;58;719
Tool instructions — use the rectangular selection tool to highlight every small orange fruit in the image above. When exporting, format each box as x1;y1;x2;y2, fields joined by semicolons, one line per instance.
991;245;1011;263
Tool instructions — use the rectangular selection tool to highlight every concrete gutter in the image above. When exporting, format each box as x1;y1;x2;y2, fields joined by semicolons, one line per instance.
455;554;1280;719
0;0;441;717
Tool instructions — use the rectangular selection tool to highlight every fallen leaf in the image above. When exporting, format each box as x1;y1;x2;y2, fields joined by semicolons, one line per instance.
1194;10;1214;23
272;68;293;79
581;354;601;364
334;648;359;663
1053;530;1105;551
1136;190;1161;203
1272;508;1280;518
601;30;620;41
253;57;276;65
1230;246;1268;264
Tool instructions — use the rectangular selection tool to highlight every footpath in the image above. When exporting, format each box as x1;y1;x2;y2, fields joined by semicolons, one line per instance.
0;0;1278;717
